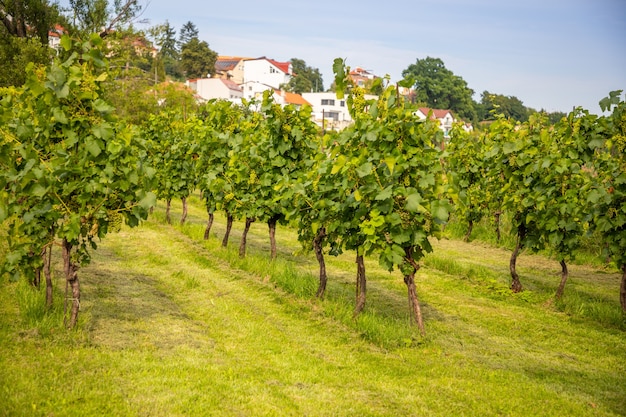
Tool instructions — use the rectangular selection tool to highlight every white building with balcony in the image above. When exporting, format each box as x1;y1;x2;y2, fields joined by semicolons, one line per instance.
242;57;292;90
302;92;378;130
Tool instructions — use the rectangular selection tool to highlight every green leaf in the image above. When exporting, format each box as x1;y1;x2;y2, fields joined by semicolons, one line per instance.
384;156;396;174
93;99;115;114
138;192;157;211
405;193;423;213
356;162;372;178
52;107;68;124
85;137;102;157
92;123;114;141
431;199;450;223
503;141;516;154
60;35;72;51
587;189;601;204
106;140;123;155
375;186;393;201
331;155;347;174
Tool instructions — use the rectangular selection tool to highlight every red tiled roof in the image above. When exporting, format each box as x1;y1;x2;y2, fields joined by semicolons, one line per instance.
268;59;291;75
48;24;65;37
221;79;242;92
418;107;453;119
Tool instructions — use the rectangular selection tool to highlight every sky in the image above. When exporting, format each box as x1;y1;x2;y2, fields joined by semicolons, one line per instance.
64;0;626;114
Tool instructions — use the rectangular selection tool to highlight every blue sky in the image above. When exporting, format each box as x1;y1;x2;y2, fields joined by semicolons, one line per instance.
67;0;626;113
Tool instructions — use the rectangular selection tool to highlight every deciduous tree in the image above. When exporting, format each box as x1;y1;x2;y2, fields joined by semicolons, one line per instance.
402;57;476;122
180;37;217;79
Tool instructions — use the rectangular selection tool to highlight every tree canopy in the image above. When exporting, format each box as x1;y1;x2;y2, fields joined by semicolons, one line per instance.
402;57;476;121
283;58;324;94
477;90;530;122
180;37;217;79
66;0;141;37
1;0;60;43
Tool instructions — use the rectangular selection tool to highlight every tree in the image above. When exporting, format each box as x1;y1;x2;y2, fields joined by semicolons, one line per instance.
402;57;476;122
0;35;155;327
1;0;60;43
180;37;217;79
240;92;319;259
144;111;198;224
149;21;181;79
328;59;451;333
479;91;530;122
290;130;341;299
178;20;198;49
592;91;626;311
446;127;489;242
283;58;324;94
66;0;141;37
0;36;52;87
196;100;245;241
0;0;60;87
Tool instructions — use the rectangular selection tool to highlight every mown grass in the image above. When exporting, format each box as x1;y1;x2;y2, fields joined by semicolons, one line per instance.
0;196;625;416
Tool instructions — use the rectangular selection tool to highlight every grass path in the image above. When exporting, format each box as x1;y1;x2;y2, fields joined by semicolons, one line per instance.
1;198;625;416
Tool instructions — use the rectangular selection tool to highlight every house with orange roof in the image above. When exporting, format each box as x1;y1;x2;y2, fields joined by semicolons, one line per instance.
239;81;308;109
349;67;378;88
48;24;65;50
275;90;310;109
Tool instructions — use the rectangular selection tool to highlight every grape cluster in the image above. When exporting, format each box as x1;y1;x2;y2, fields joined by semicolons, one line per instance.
107;210;123;233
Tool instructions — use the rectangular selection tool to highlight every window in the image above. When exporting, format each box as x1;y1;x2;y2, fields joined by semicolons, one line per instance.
321;99;335;106
270;67;277;73
326;111;339;121
340;100;345;107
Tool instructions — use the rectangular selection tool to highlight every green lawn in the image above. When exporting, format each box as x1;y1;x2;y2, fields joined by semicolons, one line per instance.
1;196;624;416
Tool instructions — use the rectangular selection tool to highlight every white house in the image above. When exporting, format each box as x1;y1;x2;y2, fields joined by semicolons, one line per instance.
239;81;309;109
186;78;243;104
48;24;65;50
415;107;474;137
302;92;378;130
242;57;292;90
240;81;278;102
415;108;455;137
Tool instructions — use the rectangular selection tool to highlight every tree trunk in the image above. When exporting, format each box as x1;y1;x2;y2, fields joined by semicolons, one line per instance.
510;225;525;293
619;264;626;313
180;197;188;225
222;212;233;247
354;253;366;317
268;216;278;260
32;249;42;288
404;247;425;335
33;265;41;288
314;227;327;299
62;239;80;329
204;209;214;240
165;199;172;224
555;259;569;299
494;211;502;242
464;219;474;242
44;244;53;308
239;217;255;258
